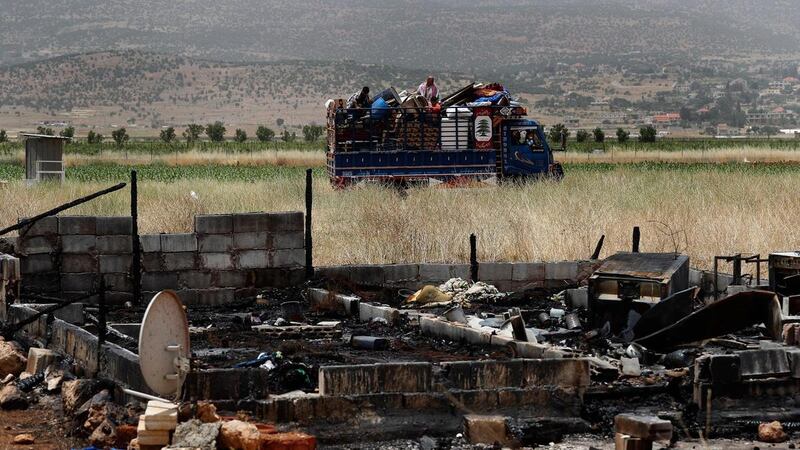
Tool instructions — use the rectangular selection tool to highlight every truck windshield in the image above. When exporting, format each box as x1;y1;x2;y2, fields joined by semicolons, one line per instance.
511;128;544;152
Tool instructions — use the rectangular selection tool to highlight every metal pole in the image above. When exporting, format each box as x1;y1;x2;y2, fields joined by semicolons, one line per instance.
632;226;640;253
305;168;313;280
131;170;141;306
469;233;478;282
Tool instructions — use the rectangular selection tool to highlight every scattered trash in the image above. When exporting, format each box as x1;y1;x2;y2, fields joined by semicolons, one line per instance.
351;336;390;350
443;305;468;324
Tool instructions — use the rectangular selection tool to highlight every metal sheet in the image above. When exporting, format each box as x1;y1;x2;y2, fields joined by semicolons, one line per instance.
635;290;782;351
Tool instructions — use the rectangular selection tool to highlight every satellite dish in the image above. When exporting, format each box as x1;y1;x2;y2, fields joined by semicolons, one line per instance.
138;290;190;398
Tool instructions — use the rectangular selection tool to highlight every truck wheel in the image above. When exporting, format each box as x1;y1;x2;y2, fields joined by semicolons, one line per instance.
549;163;565;181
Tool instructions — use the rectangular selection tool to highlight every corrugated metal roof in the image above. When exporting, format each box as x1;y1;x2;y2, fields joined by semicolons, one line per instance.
19;133;71;140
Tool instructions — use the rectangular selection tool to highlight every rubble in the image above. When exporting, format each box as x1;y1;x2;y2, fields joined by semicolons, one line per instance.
12;433;35;445
758;420;788;443
218;420;260;450
0;384;27;410
0;340;27;378
168;419;220;449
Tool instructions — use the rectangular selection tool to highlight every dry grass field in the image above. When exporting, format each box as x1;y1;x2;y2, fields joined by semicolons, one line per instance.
2;161;798;272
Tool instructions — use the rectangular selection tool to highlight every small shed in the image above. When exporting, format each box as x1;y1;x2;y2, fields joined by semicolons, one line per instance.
22;133;69;182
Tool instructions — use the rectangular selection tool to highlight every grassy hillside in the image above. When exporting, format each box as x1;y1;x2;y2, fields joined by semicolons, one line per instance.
2;0;798;69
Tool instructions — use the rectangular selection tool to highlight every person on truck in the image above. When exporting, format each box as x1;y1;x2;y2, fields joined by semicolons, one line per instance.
417;76;438;103
347;86;372;109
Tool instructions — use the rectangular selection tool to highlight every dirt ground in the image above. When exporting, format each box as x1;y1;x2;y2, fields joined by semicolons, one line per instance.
0;396;83;450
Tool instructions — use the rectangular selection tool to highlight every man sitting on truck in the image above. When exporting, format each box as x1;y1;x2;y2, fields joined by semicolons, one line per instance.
417;76;439;103
347;86;372;109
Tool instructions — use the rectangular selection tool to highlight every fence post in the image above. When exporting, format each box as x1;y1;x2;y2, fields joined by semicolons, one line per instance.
305;168;313;280
632;226;640;253
470;233;478;282
131;170;141;306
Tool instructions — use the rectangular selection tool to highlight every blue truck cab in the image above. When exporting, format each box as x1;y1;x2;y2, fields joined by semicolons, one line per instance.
325;97;563;187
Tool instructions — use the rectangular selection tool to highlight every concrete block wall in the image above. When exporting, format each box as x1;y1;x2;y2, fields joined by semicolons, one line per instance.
17;216;133;304
15;212;305;306
317;260;601;291
141;212;305;305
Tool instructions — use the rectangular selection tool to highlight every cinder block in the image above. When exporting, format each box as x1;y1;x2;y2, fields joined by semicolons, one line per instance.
464;415;510;446
179;271;213;289
319;362;432;396
267;212;304;232
271;249;303;268
99;255;132;273
62;235;96;253
103;273;132;292
193;288;236;306
200;253;234;270
163;252;197;271
215;271;248;288
233;232;269;250
139;235;161;253
232;213;271;233
512;262;545;281
238;250;269;269
443;360;524;390
26;348;59;374
142;253;162;272
198;234;232;253
419;264;451;281
96;235;132;254
383;264;419;283
105;291;134;305
478;263;513;281
273;231;304;250
96;217;132;235
160;233;197;252
61;254;98;272
359;302;400;325
614;414;673;441
21;254;54;274
545;261;579;281
59;216;96;235
61;273;98;292
18;236;57;254
142;272;179;291
195;214;233;234
30;302;84;324
19;216;58;236
450;264;470;279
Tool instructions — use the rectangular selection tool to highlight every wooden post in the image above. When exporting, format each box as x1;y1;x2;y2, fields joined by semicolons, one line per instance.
470;234;478;282
305;168;313;280
632;226;640;253
591;235;605;260
97;279;106;378
131;170;141;306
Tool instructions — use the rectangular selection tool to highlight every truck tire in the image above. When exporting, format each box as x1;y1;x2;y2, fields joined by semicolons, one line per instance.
549;163;565;181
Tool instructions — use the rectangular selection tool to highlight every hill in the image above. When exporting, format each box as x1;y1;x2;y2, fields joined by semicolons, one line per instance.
1;0;798;70
0;51;470;132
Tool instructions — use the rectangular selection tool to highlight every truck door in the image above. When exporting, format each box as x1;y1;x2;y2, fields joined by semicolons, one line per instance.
502;124;552;176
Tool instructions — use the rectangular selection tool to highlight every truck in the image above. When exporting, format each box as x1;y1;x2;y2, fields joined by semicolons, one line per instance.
325;83;564;187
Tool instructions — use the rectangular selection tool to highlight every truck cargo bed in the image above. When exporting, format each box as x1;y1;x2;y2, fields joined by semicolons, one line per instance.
326;149;497;184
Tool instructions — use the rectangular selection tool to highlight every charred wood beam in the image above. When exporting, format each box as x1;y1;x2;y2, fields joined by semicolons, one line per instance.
0;182;127;237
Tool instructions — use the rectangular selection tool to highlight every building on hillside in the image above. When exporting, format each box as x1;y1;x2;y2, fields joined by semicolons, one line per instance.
652;113;681;127
746;107;796;124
